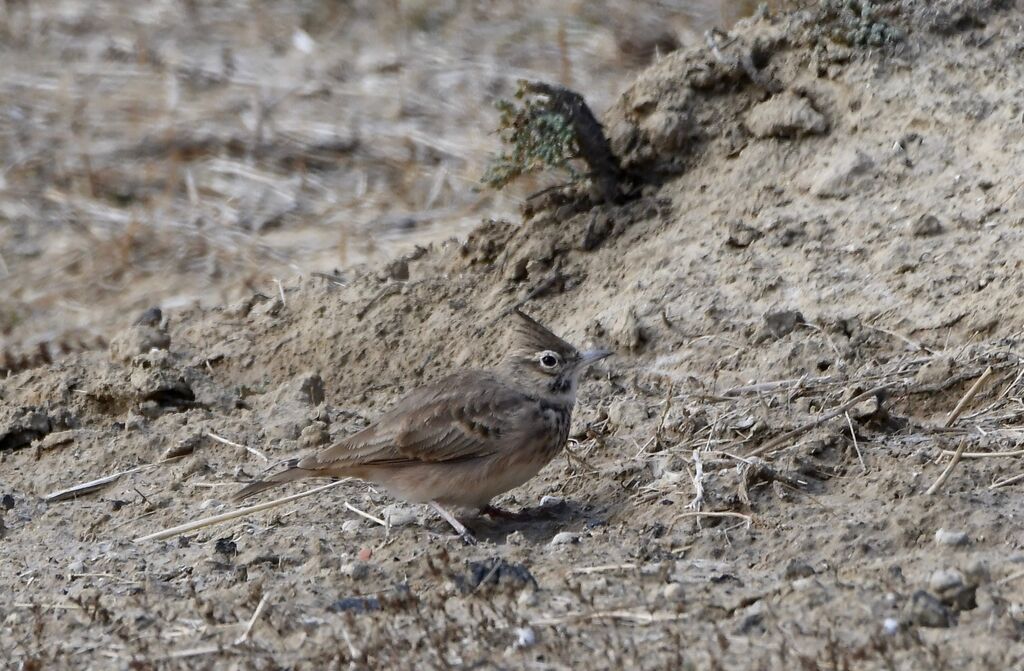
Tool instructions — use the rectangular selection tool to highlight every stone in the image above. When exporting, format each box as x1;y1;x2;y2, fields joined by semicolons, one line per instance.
382;504;418;528
805;149;876;199
549;531;579;546
328;596;380;614
607;400;648;430
915;356;955;386
902;590;953;628
963;558;989;585
726;220;763;248
458;558;537;593
783;560;816;580
744;92;828;138
33;429;76;452
294;372;325;406
0;407;51;452
929;568;964;594
663;582;685;602
514;626;538;648
109;325;171;364
385;258;409;281
934;528;969;547
910;214;944;237
610;307;643;351
299;421;330;448
640;110;691;151
761;310;805;339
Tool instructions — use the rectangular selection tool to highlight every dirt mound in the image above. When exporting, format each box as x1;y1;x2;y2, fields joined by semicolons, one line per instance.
4;1;1024;668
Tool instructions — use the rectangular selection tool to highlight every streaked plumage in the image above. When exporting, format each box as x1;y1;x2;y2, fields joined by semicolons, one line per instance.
235;309;611;541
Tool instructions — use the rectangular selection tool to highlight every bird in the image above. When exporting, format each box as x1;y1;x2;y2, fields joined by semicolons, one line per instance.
234;309;612;544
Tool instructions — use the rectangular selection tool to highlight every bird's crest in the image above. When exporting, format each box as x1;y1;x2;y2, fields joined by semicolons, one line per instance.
508;309;577;358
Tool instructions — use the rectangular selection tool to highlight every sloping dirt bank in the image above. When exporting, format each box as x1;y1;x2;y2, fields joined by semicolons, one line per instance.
3;1;1024;668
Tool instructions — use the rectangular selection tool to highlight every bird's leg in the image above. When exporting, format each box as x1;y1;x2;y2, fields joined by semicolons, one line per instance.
430;502;477;545
481;504;532;522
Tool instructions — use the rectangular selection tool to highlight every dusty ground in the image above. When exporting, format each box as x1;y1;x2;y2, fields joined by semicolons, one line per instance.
4;0;1024;668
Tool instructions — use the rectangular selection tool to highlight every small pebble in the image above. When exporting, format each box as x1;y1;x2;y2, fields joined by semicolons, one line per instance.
934;528;969;547
357;547;373;562
883;617;900;635
540;495;564;508
382;504;418;528
963;558;990;585
783;560;815;580
663;582;685;602
514;626;537;648
517;588;539;607
903;590;953;628
341;520;362;533
929;568;965;594
549;531;579;546
341;562;370;580
214;537;237;557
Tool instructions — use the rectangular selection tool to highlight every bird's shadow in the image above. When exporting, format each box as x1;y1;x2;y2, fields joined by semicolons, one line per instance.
458;499;603;545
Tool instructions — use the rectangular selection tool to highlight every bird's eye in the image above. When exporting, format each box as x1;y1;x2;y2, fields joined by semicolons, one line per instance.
539;352;559;369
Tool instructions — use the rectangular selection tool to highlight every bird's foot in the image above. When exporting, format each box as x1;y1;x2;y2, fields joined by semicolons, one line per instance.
481;504;532;522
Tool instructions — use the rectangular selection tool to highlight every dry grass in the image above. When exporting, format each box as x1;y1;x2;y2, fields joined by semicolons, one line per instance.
0;0;770;372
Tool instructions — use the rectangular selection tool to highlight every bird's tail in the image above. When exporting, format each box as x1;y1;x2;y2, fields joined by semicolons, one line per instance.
233;464;308;502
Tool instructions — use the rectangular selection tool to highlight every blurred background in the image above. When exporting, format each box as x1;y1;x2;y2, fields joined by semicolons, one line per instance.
0;0;777;367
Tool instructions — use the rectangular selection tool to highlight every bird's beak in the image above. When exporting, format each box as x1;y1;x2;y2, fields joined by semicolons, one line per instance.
579;348;613;367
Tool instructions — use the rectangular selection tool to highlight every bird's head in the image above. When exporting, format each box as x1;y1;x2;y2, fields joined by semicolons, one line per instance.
502;309;612;402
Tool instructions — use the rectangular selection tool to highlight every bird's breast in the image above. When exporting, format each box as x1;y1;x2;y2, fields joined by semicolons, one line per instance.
530;400;572;460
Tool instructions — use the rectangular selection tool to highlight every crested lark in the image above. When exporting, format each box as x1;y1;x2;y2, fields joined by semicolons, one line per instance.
235;309;611;543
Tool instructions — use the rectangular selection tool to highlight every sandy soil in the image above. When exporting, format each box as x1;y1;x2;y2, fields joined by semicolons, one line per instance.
4;0;1024;668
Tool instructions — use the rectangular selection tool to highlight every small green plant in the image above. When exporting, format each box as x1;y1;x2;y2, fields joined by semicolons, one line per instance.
482;80;580;191
817;0;904;47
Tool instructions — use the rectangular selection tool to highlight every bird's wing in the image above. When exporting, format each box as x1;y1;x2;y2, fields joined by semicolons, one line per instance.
296;373;529;471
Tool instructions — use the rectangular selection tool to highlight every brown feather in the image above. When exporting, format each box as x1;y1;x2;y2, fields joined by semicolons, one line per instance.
231;310;602;510
233;466;310;501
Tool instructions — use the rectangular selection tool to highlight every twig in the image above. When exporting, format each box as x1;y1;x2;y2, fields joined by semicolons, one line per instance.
656;382;675;440
989;471;1024;490
940;448;1024;459
747;383;900;457
533;610;686;626
42;460;178;502
234;593;269;645
339;620;361;660
569;563;639;575
687;448;705;511
207;431;269;463
864;323;928;352
273;278;286;307
669;511;753;532
344;502;387;527
925;440;967;496
158;645;224;661
945;366;994;427
997;568;1024;585
997;365;1024;400
135;479;348;542
844;412;867;474
723;375;836;397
